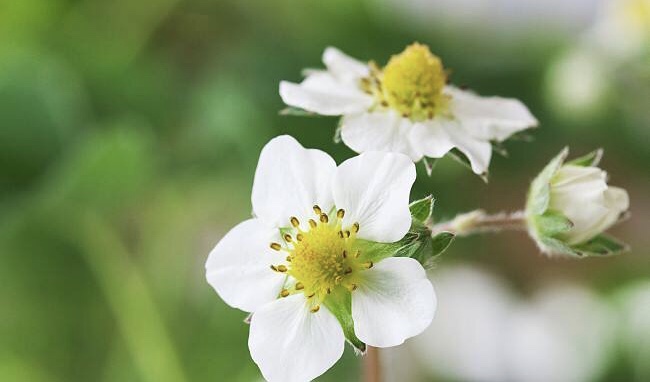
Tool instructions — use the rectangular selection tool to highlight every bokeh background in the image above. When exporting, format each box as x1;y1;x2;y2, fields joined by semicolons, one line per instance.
1;0;649;381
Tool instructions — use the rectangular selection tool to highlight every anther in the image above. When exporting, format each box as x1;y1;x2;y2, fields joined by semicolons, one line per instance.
338;231;344;239
345;267;353;274
337;209;345;219
355;250;361;258
310;305;320;313
286;256;292;262
352;222;360;233
306;292;316;298
309;219;317;228
296;233;304;241
345;230;351;238
363;261;373;269
283;234;293;243
348;284;358;291
270;242;282;251
342;250;347;259
290;216;300;227
326;288;331;294
270;265;278;272
280;289;290;298
276;265;288;272
320;213;329;224
335;275;343;284
313;205;322;215
295;282;304;290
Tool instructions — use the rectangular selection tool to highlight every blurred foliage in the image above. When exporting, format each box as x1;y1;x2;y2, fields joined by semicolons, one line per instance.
0;0;648;381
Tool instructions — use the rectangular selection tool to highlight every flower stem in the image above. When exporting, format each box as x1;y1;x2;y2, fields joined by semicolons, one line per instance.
428;210;526;237
363;346;381;382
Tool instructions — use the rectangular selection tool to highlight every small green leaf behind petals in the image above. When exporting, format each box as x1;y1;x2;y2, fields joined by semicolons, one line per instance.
534;209;573;237
409;195;435;223
430;232;455;258
448;148;488;182
566;148;603;167
279;106;323;117
573;234;629;257
322;287;366;353
422;157;439;176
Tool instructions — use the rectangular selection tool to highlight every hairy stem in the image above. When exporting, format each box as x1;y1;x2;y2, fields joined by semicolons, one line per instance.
363;346;381;382
428;210;527;237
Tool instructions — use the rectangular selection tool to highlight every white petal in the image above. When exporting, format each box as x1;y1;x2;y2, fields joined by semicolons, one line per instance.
322;46;370;81
248;294;345;382
340;110;424;161
205;219;287;313
352;257;436;347
409;119;456;158
279;71;373;116
333;151;415;242
445;126;493;175
252;135;336;228
447;86;538;141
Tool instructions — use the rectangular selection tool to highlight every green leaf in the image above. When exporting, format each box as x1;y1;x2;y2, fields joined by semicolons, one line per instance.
573;234;629;257
535;209;573;237
540;237;582;258
409;195;434;222
448;148;488;182
323;289;366;353
422;157;438;176
430;232;455;257
566;148;603;167
279;106;322;117
527;147;568;215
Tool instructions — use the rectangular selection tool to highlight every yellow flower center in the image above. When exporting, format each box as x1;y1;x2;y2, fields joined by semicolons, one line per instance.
269;206;373;312
363;43;450;121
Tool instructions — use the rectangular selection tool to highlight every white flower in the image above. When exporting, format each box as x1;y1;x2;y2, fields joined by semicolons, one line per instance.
280;43;538;175
526;148;629;256
205;135;436;382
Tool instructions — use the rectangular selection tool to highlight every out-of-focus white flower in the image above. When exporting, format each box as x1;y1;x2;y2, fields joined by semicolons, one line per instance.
280;43;537;176
615;281;650;380
526;148;629;257
590;0;650;59
205;135;436;382
506;284;616;382
410;266;515;382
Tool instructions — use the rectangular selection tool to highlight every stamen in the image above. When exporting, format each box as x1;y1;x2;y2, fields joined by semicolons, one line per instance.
338;231;344;239
280;289;290;298
310;305;320;313
345;230;351;238
320;213;329;224
355;250;361;258
335;275;343;284
313;205;322;215
286;256;292;262
352;222;360;233
296;233;304;241
270;242;282;251
270;265;278;272
363;261;373;269
276;265;288;272
290;216;300;228
295;282;304;290
336;209;345;219
306;292;315;298
345;267;353;274
342;250;347;258
326;288;331;294
283;234;293;243
347;284;358;291
308;219;317;228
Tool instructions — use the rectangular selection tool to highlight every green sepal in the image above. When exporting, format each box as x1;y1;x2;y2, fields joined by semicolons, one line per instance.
527;147;568;215
534;209;573;237
279;106;322;117
572;234;629;257
448;148;488;182
430;231;455;258
409;195;434;223
322;287;366;353
566;148;603;167
540;237;582;258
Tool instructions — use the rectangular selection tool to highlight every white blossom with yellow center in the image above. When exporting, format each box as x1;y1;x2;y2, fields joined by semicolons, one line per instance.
205;135;436;382
280;43;538;175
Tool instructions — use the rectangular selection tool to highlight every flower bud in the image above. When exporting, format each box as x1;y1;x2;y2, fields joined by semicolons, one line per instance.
526;148;629;257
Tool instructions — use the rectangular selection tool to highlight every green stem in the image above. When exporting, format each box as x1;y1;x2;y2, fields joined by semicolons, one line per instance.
428;210;527;237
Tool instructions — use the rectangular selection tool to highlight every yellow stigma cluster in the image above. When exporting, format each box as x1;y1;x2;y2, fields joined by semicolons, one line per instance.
361;43;450;121
269;206;373;313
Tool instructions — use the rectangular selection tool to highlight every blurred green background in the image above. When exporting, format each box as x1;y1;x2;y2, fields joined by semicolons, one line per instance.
1;0;648;381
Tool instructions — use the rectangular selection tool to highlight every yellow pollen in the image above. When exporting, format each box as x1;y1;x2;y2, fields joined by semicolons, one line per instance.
290;216;300;227
270;242;282;251
365;43;450;121
310;305;320;313
270;208;371;303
